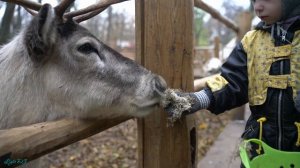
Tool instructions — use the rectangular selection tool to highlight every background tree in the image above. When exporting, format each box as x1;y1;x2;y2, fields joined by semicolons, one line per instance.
0;3;15;45
194;8;209;46
13;6;22;33
82;7;135;51
0;0;134;49
202;0;247;46
106;6;113;46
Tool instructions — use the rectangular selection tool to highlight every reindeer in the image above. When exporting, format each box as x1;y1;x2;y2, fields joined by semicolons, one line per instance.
0;0;167;167
0;1;166;136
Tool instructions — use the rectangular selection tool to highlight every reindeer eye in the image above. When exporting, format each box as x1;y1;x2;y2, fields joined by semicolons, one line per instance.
77;43;98;55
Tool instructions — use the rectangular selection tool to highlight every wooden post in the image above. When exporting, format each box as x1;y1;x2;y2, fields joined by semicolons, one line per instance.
136;0;196;168
237;11;253;42
213;36;220;58
230;11;253;120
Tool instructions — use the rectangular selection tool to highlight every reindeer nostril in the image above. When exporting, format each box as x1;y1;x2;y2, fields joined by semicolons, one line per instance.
154;75;167;93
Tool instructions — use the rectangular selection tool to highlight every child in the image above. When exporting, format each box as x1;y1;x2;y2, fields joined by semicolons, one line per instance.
165;0;300;167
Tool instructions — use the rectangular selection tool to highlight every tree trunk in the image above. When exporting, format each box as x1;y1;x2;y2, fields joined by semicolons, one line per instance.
106;7;113;46
0;3;15;45
13;6;22;33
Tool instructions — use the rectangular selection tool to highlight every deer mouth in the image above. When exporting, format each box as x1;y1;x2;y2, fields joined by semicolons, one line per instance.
131;99;160;116
133;99;160;109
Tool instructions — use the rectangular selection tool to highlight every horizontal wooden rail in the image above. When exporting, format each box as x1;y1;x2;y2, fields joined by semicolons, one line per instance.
0;116;131;167
194;74;220;91
0;72;221;166
194;0;239;33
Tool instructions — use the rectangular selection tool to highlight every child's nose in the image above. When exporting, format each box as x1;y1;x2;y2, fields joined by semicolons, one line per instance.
254;2;264;14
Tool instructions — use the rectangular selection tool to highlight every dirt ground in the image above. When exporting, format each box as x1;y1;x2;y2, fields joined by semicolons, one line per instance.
41;110;232;168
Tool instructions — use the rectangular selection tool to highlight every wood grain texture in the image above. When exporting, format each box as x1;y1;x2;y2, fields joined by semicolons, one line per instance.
136;0;196;167
0;117;130;163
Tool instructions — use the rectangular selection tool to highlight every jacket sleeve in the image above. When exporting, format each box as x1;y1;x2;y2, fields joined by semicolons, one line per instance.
206;42;248;114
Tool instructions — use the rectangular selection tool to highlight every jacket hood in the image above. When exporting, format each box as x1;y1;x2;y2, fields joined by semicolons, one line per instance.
281;0;300;20
255;15;300;31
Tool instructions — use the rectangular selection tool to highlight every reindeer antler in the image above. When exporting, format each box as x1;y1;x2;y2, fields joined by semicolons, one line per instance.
64;0;128;22
1;0;129;23
55;0;75;18
74;0;129;23
23;7;38;16
73;7;106;23
2;0;41;11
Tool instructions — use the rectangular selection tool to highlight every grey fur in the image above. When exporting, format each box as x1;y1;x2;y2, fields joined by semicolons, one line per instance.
0;5;166;130
0;4;168;168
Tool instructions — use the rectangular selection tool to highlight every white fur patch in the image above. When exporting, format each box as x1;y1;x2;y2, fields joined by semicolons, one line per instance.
42;6;56;45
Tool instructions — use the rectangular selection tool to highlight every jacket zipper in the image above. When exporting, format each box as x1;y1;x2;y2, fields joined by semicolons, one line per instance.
242;125;254;138
278;61;284;150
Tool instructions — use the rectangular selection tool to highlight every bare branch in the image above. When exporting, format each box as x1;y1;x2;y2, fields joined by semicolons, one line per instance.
54;0;75;17
194;0;239;33
64;0;128;19
1;0;41;11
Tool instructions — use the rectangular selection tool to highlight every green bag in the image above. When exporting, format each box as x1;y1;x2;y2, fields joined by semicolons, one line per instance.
239;139;300;168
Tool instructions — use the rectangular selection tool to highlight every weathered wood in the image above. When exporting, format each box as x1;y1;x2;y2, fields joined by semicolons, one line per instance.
194;74;220;91
194;0;239;33
136;0;196;167
213;36;220;58
0;117;130;164
231;11;253;120
237;11;253;41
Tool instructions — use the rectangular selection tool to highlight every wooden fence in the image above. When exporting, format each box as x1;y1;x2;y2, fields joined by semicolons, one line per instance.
0;0;252;168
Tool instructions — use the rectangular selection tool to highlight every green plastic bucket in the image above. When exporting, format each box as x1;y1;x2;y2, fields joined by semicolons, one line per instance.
240;139;300;168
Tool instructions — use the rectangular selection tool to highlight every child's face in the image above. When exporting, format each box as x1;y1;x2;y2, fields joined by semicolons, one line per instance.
253;0;282;25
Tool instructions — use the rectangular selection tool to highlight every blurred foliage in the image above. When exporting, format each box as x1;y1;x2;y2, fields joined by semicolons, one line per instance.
194;0;252;47
194;8;209;46
0;1;135;49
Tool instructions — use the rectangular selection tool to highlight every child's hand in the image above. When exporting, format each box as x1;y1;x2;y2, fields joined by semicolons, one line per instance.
164;92;201;115
161;89;204;125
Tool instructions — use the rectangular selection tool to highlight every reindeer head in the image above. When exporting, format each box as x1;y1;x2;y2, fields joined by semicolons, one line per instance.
0;0;167;122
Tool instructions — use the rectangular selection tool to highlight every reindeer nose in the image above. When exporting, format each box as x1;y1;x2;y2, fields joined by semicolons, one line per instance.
153;75;167;94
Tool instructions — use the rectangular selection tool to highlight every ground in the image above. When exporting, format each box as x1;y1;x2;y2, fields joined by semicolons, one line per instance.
42;110;232;168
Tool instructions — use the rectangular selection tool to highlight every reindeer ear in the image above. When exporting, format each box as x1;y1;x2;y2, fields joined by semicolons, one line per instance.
25;4;56;63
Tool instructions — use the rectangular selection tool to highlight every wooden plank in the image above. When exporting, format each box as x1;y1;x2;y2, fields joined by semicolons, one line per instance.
231;11;252;120
136;0;196;167
194;0;239;33
0;117;130;165
237;11;253;41
213;36;220;58
194;74;220;91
